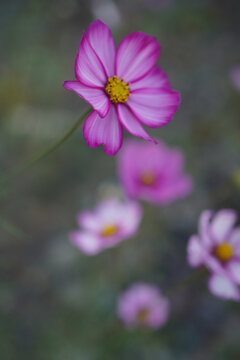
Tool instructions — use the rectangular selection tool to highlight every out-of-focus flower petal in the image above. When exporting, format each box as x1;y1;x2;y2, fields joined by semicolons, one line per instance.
229;228;240;257
198;210;213;249
145;176;192;204
75;33;107;87
147;298;169;328
76;211;101;232
63;81;110;117
69;231;102;255
83;107;123;156
211;210;237;244
128;88;180;127
208;274;240;301
116;32;160;83
187;235;205;267
227;261;240;284
86;20;116;77
118;201;143;237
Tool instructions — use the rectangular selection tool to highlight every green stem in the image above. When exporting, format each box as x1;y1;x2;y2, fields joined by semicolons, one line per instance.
0;108;91;188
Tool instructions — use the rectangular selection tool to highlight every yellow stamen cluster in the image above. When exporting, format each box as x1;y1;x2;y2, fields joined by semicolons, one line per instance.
214;242;234;263
101;224;118;237
105;75;130;104
137;308;149;324
141;172;155;186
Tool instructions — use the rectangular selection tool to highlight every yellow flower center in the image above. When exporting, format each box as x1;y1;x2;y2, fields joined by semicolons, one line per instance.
141;172;156;186
214;242;234;263
101;224;118;237
137;308;149;324
105;76;130;104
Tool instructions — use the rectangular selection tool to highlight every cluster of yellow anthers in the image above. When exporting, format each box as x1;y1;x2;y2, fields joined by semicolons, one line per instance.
214;242;234;263
101;224;118;237
105;75;130;104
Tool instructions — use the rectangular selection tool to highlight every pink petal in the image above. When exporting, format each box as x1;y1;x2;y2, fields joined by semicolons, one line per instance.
117;141;141;198
163;149;184;176
83;107;123;156
141;175;192;204
118;201;143;237
227;261;240;284
117;104;156;143
76;211;101;232
211;209;237;244
86;20;116;78
147;299;169;329
75;33;107;88
130;66;171;91
63;81;110;118
198;210;213;249
69;231;102;255
116;32;160;83
208;274;240;301
187;235;205;267
128;88;180;127
229;227;240;254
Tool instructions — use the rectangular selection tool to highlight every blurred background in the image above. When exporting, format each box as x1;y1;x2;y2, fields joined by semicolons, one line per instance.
0;0;240;359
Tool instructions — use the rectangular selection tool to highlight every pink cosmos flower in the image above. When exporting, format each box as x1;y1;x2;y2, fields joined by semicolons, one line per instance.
63;20;180;155
117;139;192;204
69;198;142;255
187;209;240;301
117;283;169;329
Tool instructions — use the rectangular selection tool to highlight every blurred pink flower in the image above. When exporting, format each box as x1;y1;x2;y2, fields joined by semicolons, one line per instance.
187;209;240;301
63;20;180;155
69;198;142;255
229;65;240;91
117;139;192;204
117;283;169;329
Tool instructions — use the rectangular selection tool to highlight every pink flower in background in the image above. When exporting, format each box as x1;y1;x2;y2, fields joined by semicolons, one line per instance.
69;198;142;255
63;20;180;155
117;139;192;205
117;283;169;329
229;65;240;91
187;209;240;301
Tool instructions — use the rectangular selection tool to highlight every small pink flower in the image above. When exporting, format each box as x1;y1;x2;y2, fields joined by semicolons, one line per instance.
117;283;169;329
69;198;142;255
117;139;192;205
63;20;180;155
229;65;240;91
187;209;240;301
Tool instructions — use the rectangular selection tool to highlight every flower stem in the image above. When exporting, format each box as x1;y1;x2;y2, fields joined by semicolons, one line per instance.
0;108;91;189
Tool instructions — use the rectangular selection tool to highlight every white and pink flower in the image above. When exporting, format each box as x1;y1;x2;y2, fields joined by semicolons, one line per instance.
69;198;142;255
117;283;169;329
187;209;240;301
63;20;180;155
